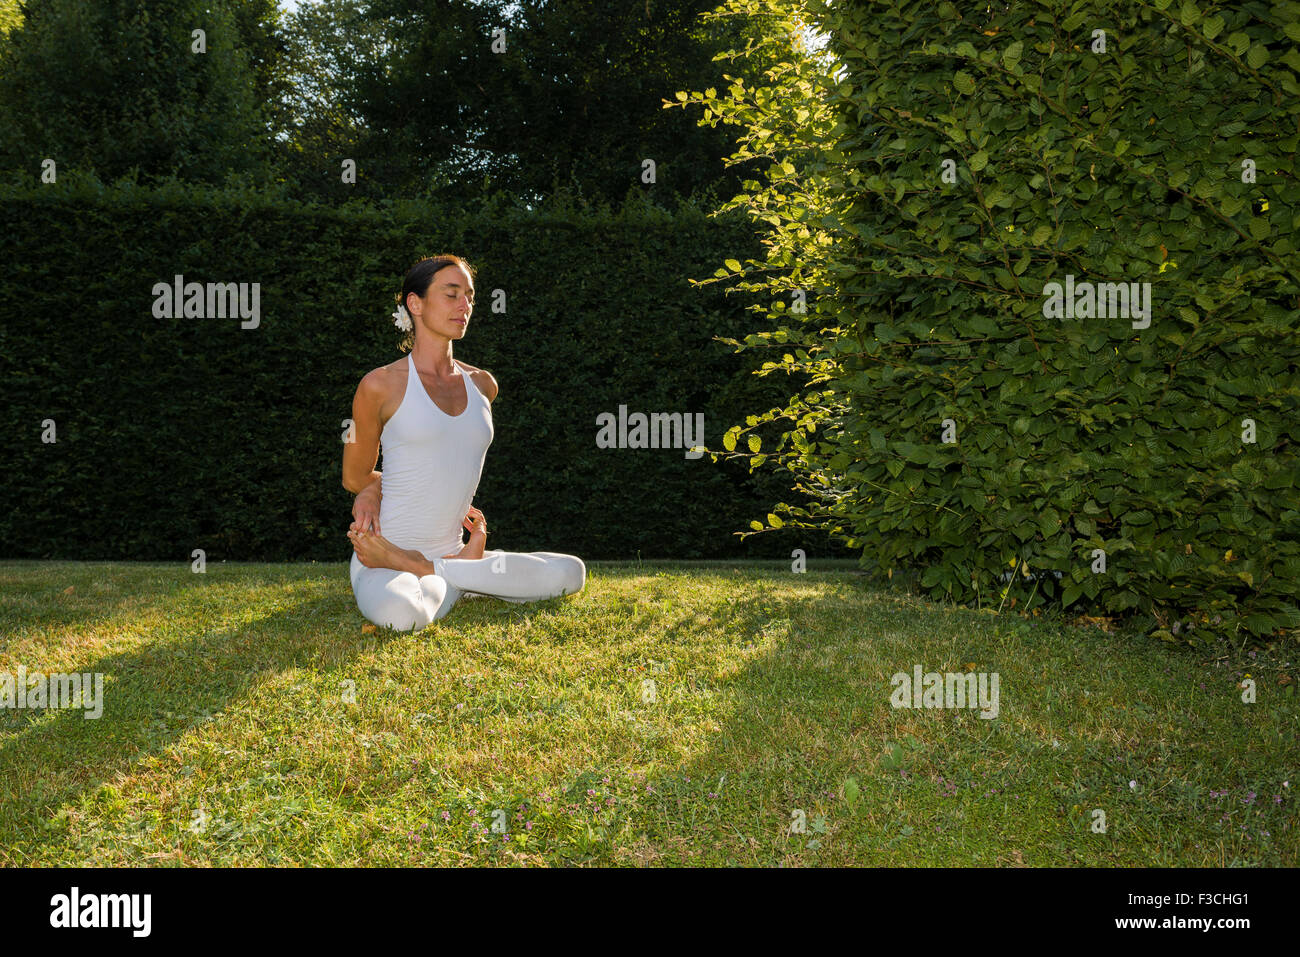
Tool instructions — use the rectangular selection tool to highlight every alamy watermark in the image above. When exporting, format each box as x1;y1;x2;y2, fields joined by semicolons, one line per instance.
50;887;150;937
151;274;260;329
596;406;705;459
1042;274;1151;329
890;665;1000;719
1;666;104;719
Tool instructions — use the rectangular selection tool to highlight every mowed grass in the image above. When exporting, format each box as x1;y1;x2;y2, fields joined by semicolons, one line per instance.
0;559;1295;867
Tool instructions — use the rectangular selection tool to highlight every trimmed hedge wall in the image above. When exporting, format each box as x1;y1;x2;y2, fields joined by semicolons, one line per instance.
0;177;850;562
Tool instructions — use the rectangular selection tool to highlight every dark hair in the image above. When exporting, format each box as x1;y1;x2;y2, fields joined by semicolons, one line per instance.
395;254;476;352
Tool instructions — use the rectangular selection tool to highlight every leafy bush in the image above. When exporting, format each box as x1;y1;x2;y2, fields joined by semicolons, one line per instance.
696;0;1300;645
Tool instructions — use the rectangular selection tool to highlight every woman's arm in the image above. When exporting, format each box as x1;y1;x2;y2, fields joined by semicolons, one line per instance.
342;371;385;494
343;370;386;533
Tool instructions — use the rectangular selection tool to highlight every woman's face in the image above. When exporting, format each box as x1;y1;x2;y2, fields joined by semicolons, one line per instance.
413;263;475;340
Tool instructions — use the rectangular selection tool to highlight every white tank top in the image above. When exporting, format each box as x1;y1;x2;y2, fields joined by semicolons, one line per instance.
378;354;494;559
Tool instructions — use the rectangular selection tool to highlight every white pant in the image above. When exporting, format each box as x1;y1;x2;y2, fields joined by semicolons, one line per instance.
349;548;586;631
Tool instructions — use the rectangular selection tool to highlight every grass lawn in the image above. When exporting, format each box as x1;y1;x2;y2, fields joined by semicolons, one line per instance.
0;559;1295;866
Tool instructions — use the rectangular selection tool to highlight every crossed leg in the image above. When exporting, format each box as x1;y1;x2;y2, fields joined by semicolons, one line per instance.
349;550;585;631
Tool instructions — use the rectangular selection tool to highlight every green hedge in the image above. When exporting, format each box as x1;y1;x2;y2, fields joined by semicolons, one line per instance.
0;175;849;563
704;0;1300;645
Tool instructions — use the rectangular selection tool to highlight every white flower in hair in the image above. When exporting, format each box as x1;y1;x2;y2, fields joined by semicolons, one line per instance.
392;303;413;332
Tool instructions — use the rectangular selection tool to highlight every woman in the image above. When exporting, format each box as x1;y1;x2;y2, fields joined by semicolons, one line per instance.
342;254;586;629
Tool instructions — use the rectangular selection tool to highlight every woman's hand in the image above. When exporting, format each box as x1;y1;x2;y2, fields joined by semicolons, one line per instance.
351;483;382;536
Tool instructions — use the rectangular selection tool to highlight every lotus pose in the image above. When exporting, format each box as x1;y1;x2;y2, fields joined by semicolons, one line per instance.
342;254;586;629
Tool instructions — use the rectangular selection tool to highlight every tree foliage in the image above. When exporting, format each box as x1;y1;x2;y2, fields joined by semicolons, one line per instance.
336;0;787;206
0;0;281;186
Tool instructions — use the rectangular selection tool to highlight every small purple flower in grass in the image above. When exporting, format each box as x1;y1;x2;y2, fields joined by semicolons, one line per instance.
441;810;450;821
525;822;533;831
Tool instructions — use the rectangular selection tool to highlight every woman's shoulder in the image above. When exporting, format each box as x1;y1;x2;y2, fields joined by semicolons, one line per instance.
457;361;499;403
356;357;408;403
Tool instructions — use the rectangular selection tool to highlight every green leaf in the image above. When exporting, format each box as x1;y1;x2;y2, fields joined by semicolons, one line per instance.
724;258;741;272
921;566;946;588
1002;41;1023;71
1246;44;1269;69
1226;32;1250;55
953;71;975;95
969;151;989;172
747;434;762;453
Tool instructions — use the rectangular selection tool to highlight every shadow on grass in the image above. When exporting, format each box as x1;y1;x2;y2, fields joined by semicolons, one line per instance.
534;568;862;865
0;559;579;852
0;562;229;639
566;567;987;865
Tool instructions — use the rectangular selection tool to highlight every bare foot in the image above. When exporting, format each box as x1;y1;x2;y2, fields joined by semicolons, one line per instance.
348;528;412;571
453;531;487;561
445;506;489;560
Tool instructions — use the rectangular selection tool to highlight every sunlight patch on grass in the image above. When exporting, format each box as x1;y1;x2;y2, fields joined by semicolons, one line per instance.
0;560;1294;866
